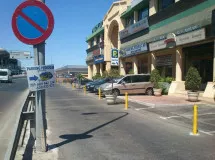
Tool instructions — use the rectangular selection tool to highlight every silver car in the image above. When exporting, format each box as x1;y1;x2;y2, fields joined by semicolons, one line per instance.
101;74;154;96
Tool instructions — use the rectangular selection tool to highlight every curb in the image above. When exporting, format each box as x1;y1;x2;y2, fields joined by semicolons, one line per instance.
117;97;214;108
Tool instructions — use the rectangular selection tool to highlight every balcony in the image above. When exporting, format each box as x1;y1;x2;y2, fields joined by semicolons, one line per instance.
86;41;104;53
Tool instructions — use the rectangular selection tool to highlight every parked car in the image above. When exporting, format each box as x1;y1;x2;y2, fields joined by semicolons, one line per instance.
87;78;111;92
94;78;121;94
0;69;13;83
86;79;101;91
100;74;154;96
80;78;93;85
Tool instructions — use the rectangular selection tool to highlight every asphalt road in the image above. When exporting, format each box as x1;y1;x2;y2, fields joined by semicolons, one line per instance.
37;84;215;160
0;77;28;159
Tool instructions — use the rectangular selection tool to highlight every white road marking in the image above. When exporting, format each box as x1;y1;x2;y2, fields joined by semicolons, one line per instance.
135;106;154;111
182;113;215;117
159;116;181;120
205;131;215;134
199;130;214;136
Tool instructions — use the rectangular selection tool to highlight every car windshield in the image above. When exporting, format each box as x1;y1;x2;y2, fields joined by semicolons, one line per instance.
0;71;7;76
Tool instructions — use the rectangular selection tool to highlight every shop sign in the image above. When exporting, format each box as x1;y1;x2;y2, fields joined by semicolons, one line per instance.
119;17;149;39
156;55;172;66
121;42;148;57
111;49;119;66
176;28;205;46
165;33;176;48
149;40;166;51
94;54;104;64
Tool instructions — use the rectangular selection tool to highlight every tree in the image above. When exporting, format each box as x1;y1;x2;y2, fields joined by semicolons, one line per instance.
185;67;201;91
150;69;161;89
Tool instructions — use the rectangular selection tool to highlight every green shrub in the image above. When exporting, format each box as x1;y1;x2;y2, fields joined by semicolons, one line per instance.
92;73;102;80
102;71;108;78
150;69;161;89
107;69;120;78
165;77;175;84
185;67;201;91
128;69;134;74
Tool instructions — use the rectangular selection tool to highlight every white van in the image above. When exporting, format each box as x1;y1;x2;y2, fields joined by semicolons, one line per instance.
0;69;12;83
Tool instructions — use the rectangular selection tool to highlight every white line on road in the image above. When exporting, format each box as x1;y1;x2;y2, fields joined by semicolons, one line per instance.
182;113;215;117
135;107;154;111
160;116;181;120
199;130;214;136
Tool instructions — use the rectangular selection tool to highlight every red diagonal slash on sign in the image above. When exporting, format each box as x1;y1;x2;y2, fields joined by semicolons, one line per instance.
18;11;46;33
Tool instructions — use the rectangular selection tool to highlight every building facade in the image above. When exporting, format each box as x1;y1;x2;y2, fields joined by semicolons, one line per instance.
86;0;215;98
86;0;131;79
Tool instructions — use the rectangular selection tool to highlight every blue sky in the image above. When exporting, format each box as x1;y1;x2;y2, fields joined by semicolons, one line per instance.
0;0;115;69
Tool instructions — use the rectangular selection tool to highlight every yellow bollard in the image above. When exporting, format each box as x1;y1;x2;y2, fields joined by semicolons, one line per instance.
125;92;128;110
192;105;198;135
83;86;86;95
99;88;101;100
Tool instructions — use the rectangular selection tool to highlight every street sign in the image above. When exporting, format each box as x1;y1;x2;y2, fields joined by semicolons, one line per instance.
12;0;54;45
26;64;55;91
10;51;32;59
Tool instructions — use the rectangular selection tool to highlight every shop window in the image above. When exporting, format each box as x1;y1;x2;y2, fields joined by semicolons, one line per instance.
156;55;173;77
125;62;133;74
138;8;149;21
158;0;175;11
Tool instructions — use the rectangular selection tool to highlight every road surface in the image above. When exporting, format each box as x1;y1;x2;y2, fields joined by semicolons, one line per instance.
33;84;215;160
0;77;28;159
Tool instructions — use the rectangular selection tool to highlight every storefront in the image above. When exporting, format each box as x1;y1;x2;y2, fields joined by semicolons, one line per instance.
120;42;148;74
183;42;214;90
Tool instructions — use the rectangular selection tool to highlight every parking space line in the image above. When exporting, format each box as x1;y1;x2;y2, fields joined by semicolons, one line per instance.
182;113;215;117
135;107;154;111
199;130;214;136
159;116;181;120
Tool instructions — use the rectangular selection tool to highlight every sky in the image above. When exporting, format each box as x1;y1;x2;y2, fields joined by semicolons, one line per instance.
0;0;115;69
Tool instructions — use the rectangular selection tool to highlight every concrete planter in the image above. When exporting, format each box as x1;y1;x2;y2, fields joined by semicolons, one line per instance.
105;94;117;105
154;88;162;96
187;91;199;102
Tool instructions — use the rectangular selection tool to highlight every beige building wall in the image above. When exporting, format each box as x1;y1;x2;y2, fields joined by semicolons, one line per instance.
103;0;131;71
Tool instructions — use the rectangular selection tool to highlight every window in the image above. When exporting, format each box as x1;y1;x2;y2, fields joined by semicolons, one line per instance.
132;75;150;83
125;16;134;27
138;8;149;21
96;36;100;44
158;0;175;10
122;76;131;83
0;71;7;76
90;39;94;47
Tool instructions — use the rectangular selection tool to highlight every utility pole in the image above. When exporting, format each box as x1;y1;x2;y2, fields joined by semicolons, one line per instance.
34;0;47;152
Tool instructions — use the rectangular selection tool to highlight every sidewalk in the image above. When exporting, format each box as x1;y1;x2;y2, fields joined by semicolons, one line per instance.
118;94;215;107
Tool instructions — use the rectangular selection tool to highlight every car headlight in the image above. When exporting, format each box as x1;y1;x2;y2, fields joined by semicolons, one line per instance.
90;85;94;87
104;84;112;90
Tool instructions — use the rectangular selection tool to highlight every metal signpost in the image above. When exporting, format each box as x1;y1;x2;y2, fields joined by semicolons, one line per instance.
12;0;54;152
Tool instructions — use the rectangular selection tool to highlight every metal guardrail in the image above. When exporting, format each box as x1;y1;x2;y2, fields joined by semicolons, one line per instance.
4;92;35;160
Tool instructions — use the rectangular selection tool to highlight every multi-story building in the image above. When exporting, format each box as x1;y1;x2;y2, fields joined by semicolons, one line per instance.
86;0;131;79
119;0;215;98
86;0;215;98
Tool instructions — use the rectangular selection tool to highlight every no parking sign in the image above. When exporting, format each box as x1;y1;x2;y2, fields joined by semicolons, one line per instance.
12;0;54;45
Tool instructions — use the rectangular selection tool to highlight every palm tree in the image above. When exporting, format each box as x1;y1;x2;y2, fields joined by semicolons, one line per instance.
77;73;84;88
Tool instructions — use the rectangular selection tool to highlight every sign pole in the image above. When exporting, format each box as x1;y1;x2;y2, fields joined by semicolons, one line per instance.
34;0;46;152
34;43;47;152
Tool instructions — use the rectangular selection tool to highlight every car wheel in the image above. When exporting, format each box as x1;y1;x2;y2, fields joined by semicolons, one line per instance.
113;89;120;96
146;88;153;96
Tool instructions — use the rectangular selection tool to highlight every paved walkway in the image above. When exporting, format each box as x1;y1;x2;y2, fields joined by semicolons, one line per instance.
118;95;215;107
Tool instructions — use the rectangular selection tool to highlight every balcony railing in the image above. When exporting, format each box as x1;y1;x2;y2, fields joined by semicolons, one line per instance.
86;41;104;53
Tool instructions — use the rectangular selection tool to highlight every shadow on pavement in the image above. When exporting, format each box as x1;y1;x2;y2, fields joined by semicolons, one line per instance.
22;133;35;160
48;112;129;150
